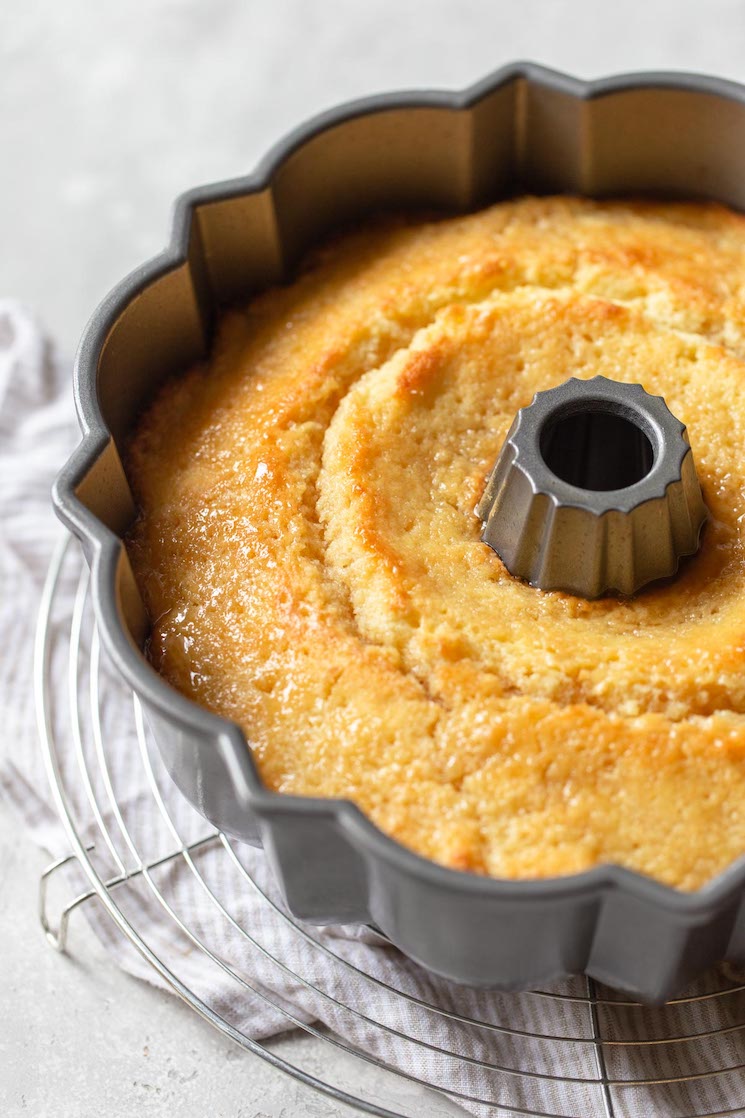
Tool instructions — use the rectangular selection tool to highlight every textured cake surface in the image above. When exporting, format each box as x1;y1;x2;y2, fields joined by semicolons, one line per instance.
127;196;745;890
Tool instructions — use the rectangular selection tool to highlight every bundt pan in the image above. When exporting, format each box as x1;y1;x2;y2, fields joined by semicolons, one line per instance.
54;64;745;1002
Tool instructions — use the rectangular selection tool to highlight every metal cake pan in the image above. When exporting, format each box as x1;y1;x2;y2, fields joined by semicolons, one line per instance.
54;64;745;1002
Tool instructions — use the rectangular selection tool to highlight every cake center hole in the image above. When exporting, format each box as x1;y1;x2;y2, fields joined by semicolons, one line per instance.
540;405;654;491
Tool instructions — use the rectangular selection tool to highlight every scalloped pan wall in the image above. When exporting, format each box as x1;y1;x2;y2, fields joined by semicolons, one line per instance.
54;64;745;1001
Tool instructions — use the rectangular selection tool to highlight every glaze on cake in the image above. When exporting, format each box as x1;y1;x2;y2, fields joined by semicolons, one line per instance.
126;196;745;890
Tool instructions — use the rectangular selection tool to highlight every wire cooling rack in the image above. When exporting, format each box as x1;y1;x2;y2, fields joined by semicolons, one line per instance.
36;535;745;1118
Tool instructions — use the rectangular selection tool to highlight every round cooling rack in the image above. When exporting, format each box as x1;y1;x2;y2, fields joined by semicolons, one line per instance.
35;534;745;1118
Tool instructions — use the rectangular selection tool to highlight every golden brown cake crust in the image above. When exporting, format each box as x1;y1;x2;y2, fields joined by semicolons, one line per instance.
127;196;745;890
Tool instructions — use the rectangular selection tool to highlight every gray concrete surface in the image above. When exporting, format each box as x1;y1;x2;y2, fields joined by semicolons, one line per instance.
3;1;745;1115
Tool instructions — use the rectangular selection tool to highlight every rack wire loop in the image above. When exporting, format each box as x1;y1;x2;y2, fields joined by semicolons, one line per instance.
38;848;97;952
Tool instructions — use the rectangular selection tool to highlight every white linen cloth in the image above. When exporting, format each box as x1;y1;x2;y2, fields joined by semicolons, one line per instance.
1;299;744;1118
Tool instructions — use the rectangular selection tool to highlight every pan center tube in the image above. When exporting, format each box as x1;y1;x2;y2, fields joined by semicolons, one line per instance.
476;376;707;598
